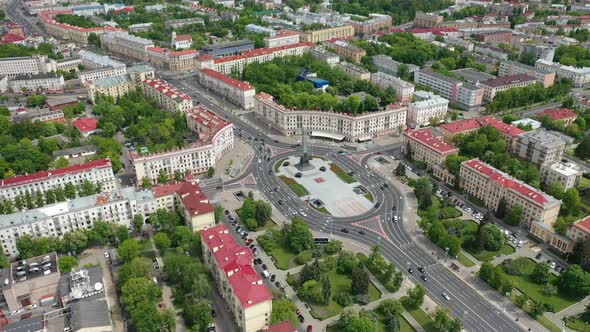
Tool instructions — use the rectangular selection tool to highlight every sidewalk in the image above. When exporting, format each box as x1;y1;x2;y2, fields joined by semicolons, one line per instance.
546;297;590;331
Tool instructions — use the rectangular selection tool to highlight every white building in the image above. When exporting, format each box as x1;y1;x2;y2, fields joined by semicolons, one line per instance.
171;32;192;49
9;73;64;92
79;66;127;85
0;158;116;204
141;78;193;113
131;106;234;183
310;47;340;67
414;69;483;110
246;24;276;36
0;187;155;256
0;55;57;78
535;59;590;87
407;91;449;128
370;72;415;104
254;92;407;142
78;50;125;70
197;69;256;109
541;161;584;191
498;60;556;88
370;55;419;77
100;32;155;61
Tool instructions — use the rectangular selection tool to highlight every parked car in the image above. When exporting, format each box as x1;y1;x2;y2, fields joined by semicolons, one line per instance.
535;253;542;260
442;293;451;301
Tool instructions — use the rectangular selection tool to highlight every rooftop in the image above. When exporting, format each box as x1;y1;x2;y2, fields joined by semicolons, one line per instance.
53;145;98;158
451;68;496;83
201;225;273;308
11;73;62;81
265;321;297;332
479;73;536;88
406;128;458;154
440;118;482;133
538;108;578;121
142;78;191;101
477;116;525;137
536;59;590;74
544;161;583;177
574;216;590;234
70;297;112;330
203;39;254;51
0;158;111;188
87;74;130;88
72;117;98;132
199;68;255;91
464;159;556;205
152;180;214;216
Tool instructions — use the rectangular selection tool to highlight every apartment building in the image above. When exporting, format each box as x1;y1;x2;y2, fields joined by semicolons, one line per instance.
0;158;116;203
100;32;155;61
564;216;590;249
325;40;366;63
0;55;57;78
440;116;525;145
245;24;275;36
197;42;313;75
310;47;340;67
86;65;154;104
402;128;458;170
201;225;273;332
9;73;64;92
498;60;555;88
335;61;371;81
0;187;155;256
413;70;483;111
147;47;197;71
12;107;65;124
370;72;415;104
370;55;419;77
127;22;152;33
460;159;561;230
197;68;255;109
141;78;193;113
153;180;215;232
349;14;392;35
254;92;406;141
512;129;566;166
475;30;512;44
264;30;300;48
535;59;590;87
541;161;583;191
407;91;449;128
171;34;192;49
164;17;205;29
537;108;578;125
131;106;234;183
522;44;555;62
78;50;125;70
79;66;128;85
297;25;355;43
477;74;537;101
39;10;123;44
474;44;511;60
202;39;255;57
414;11;443;28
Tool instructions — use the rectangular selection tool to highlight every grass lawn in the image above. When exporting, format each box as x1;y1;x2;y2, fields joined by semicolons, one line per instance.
275;158;287;172
294;269;381;320
235;208;277;231
269;243;298;270
501;258;578;312
566;314;590;331
364;192;374;202
139;239;153;251
330;163;355;184
578;176;590;189
327;312;415;332
457;251;476;268
401;297;437;332
539;315;564;332
465;244;514;261
279;175;309;197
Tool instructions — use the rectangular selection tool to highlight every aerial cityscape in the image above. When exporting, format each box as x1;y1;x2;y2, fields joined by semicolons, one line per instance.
0;0;589;331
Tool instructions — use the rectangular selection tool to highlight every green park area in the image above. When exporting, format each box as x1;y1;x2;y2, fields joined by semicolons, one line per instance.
330;163;355;184
326;311;415;332
279;175;309;197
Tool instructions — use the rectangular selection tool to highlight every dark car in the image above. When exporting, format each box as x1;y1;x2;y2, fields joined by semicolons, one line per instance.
271;275;276;282
421;275;428;282
249;244;255;249
319;166;326;171
407;268;413;274
262;264;268;270
211;309;216;318
278;200;283;205
358;230;366;235
224;210;230;215
295;172;303;178
383;183;389;188
374;202;381;208
341;228;349;233
418;267;425;274
298;315;305;323
535;253;542;260
275;281;281;287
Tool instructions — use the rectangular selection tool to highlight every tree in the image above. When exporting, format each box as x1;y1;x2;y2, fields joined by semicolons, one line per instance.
444;155;469;175
214;205;223;223
133;214;144;234
481;224;505;251
405;284;426;308
434;308;453;331
351;262;369;295
300;259;322;284
378;299;403;317
35;190;43;207
506;205;523;226
154;232;171;251
384;313;401;332
116;225;130;243
562;188;581;215
575;134;590;160
337;251;358;274
117;239;141;262
299;280;323;303
157;169;168;184
271;299;298;326
395;162;405;176
79;180;97;196
324;240;343;255
414;177;434;209
57;256;79;272
557;264;590;297
206;167;215;178
142;177;152;189
88;33;100;47
495;198;508;219
239;198;256;221
183;300;212;331
121;277;162;312
287;217;313;253
63;231;88;253
532;263;551;284
64;183;77;199
321;275;331;304
255;200;272;227
16;235;35;259
545;181;564;198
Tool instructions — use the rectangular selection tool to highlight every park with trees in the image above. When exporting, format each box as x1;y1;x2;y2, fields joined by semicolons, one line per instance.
238;195;273;231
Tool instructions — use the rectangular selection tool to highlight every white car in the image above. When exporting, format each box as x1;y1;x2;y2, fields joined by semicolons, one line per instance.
104;252;109;258
550;261;556;269
442;293;451;301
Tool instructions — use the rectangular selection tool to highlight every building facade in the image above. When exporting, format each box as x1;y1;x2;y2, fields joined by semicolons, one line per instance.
414;70;484;110
537;108;578;125
460;159;561;230
100;32;155;61
297;25;355;43
325;40;366;63
131;106;234;183
535;59;590;87
541;161;583;191
370;55;419;77
141;78;193;113
512;129;566;166
406;91;449;128
201;225;273;332
477;74;537;101
349;14;392;35
264;30;300;48
414;12;443;28
498;60;555;88
370;72;415;104
0;55;57;78
402;128;458;170
9;73;64;92
197;68;256;109
335;61;371;80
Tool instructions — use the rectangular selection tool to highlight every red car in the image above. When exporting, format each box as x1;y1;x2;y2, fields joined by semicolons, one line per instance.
307;325;312;332
296;309;301;315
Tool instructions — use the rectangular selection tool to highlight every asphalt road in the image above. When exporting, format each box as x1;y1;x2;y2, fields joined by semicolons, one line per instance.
172;77;524;331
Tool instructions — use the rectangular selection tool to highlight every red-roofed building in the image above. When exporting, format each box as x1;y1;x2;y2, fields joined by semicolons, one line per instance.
537;108;578;125
153;180;214;231
440;118;482;142
264;30;300;48
131;105;234;184
72;117;98;137
439;116;524;145
0;33;26;45
141;78;193;113
402;128;458;171
460;159;561;231
201;225;273;332
147;46;197;71
172;33;193;49
262;321;297;332
476;116;524;146
0;158;116;202
197;68;256;109
477;74;537;101
39;10;126;45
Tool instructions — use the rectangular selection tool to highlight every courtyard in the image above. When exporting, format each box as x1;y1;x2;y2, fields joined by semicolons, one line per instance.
276;155;374;217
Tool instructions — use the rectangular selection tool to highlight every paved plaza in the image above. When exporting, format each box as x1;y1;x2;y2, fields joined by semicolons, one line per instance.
276;155;373;217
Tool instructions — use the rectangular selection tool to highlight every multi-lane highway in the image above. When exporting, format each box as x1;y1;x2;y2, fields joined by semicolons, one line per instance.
173;77;526;331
